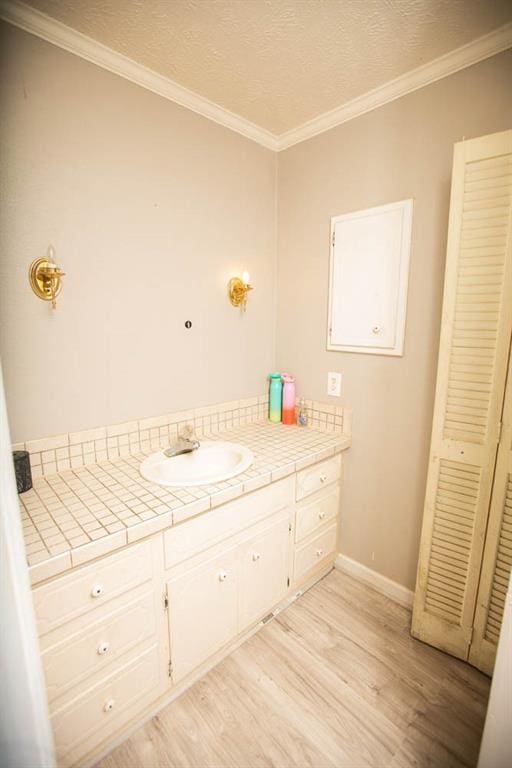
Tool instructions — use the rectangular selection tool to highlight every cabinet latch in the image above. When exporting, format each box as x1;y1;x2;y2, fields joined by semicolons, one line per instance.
168;660;172;678
164;592;169;610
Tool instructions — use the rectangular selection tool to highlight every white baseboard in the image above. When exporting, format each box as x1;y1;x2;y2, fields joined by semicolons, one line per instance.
335;554;414;609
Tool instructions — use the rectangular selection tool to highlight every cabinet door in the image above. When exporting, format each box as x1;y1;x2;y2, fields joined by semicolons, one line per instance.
167;547;238;683
327;199;413;356
238;513;290;632
412;130;512;661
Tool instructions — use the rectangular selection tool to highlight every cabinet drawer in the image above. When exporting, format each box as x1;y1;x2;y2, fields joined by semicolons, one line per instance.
33;541;153;636
43;591;157;704
294;523;337;583
296;455;341;501
164;475;294;569
168;546;239;683
52;643;160;766
295;486;339;543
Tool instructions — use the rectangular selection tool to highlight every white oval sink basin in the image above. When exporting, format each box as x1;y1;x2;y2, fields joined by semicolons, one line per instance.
140;441;253;487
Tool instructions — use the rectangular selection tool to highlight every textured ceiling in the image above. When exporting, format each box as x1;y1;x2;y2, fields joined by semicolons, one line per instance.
21;0;512;134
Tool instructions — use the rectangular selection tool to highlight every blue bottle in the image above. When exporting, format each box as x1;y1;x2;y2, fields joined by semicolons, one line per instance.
269;373;282;422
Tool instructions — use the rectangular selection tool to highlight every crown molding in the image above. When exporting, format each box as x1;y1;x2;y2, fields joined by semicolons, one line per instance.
0;0;278;151
1;1;510;154
277;22;512;151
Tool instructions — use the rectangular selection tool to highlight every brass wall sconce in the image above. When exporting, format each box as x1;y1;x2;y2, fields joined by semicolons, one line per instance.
228;271;253;309
29;246;65;309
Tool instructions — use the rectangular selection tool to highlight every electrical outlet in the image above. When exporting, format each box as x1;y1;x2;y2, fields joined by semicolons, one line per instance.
327;371;342;397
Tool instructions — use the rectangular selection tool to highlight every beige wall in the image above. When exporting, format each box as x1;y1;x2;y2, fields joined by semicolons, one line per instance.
0;23;277;443
276;50;512;590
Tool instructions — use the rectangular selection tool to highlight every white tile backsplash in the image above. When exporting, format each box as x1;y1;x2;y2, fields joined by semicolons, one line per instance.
69;426;107;445
26;434;69;453
15;394;349;479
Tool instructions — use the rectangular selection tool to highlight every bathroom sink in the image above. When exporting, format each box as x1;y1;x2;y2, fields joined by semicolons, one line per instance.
139;441;253;487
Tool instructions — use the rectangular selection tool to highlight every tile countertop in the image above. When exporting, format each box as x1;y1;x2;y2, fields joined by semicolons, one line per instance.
20;421;351;585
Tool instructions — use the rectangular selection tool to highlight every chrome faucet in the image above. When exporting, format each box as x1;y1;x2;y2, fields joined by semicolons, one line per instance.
164;425;200;458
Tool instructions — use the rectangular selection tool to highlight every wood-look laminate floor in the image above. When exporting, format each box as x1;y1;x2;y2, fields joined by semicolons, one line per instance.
96;571;491;768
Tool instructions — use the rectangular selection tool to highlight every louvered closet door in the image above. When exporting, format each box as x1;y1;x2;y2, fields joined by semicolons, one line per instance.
469;351;512;675
411;130;512;661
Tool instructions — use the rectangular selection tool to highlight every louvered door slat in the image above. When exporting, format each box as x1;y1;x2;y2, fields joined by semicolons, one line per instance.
465;155;512;172
430;561;465;595
437;473;480;488
434;519;473;538
464;190;511;206
437;484;481;501
463;214;509;226
436;498;476;517
463;207;510;221
429;556;467;580
412;130;512;661
439;511;471;535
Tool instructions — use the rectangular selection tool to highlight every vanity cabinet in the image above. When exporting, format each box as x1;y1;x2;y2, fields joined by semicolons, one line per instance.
30;452;343;767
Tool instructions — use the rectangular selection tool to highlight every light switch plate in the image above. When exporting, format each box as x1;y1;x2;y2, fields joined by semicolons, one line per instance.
327;371;342;397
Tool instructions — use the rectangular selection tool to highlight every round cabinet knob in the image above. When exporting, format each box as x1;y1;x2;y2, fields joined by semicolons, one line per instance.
103;699;115;713
316;548;324;558
218;571;228;582
252;552;261;562
372;325;381;334
90;583;104;598
97;641;110;656
320;474;327;483
318;511;326;520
